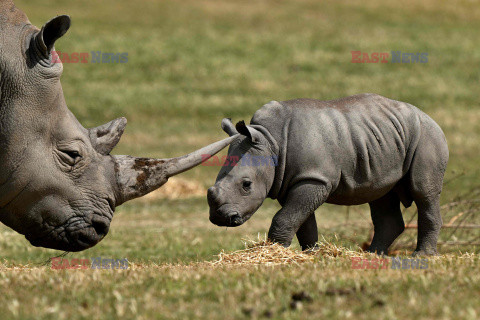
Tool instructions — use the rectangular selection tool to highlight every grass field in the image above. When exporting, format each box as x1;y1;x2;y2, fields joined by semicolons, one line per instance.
1;0;480;319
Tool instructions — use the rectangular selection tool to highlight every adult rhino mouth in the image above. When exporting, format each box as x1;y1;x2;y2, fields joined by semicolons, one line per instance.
26;214;111;252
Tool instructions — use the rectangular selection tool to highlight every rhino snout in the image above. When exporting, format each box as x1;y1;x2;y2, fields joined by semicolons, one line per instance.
230;214;243;226
207;186;224;210
207;186;220;204
208;187;242;226
209;210;243;227
91;215;110;238
27;213;112;252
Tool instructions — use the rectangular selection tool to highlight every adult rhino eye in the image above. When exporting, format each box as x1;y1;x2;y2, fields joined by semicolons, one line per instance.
60;150;82;166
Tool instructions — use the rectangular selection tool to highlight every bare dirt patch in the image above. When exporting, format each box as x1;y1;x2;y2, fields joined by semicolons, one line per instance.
141;177;205;200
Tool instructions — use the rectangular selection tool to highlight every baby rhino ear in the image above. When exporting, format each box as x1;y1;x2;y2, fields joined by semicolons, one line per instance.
235;121;263;143
221;118;238;136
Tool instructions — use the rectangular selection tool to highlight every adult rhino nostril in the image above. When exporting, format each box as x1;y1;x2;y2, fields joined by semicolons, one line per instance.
91;217;110;238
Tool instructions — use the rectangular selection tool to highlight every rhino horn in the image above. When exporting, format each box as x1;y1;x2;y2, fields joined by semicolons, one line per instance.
34;15;71;56
89;117;127;155
221;118;238;136
113;135;238;204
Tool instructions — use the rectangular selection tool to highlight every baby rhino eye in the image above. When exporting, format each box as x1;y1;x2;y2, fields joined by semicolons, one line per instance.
242;180;252;190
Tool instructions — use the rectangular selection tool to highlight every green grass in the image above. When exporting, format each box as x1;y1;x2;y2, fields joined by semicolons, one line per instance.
2;254;479;319
1;0;479;319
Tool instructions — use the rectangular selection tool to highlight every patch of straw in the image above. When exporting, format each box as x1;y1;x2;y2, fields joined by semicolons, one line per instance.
209;236;362;266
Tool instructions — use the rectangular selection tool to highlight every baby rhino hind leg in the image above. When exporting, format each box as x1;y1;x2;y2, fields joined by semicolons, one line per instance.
412;194;442;256
407;119;448;256
367;192;405;255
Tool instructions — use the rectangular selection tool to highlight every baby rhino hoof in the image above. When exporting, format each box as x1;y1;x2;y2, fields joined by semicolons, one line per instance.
412;249;438;257
366;245;389;256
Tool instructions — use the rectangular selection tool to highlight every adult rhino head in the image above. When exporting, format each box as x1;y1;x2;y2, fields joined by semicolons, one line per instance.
0;1;236;251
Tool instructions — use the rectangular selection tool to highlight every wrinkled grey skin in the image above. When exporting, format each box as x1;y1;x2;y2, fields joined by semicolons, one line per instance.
208;94;449;255
0;1;236;252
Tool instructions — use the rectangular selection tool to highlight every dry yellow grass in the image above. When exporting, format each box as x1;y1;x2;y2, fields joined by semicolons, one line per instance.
141;177;205;200
209;237;363;266
207;238;478;267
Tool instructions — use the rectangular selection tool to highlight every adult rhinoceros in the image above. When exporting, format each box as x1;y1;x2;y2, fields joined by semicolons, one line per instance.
0;1;235;251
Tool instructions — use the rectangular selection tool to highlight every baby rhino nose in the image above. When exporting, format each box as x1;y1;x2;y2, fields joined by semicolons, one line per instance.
207;186;221;206
230;213;243;226
207;186;216;197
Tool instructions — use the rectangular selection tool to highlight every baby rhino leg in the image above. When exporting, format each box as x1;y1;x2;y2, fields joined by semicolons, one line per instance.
296;213;318;250
268;181;328;249
367;192;405;255
413;194;442;256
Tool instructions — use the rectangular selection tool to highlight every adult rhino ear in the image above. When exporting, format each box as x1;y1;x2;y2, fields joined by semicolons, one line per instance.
35;15;71;56
235;120;263;143
221;118;238;136
89;118;127;155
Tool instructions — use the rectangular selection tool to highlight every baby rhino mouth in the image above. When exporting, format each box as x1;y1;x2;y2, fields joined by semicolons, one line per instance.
209;205;244;227
207;187;245;227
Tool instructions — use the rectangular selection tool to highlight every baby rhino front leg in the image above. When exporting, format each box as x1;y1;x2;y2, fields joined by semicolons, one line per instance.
268;181;329;250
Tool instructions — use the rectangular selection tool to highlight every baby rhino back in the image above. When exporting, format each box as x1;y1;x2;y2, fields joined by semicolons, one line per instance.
253;93;424;205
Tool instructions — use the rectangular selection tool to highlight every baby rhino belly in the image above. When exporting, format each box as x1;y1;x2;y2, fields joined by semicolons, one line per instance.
327;181;398;205
326;163;406;206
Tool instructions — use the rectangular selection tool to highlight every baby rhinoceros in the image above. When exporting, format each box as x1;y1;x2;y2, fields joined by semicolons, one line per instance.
207;93;449;256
